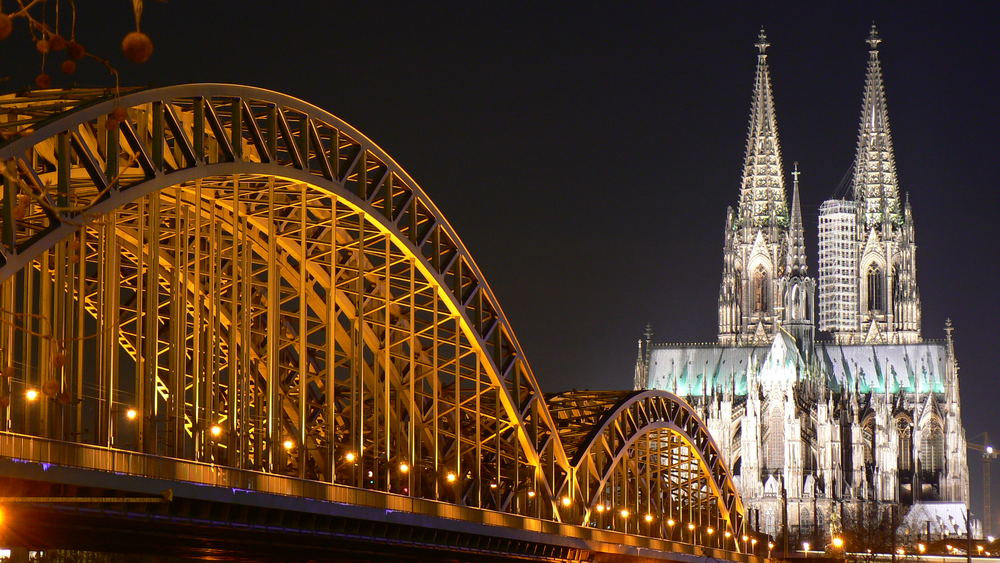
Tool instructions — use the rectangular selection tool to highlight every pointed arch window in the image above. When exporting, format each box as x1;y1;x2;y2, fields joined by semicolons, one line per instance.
896;418;912;472
920;422;945;476
867;264;884;313
753;266;769;313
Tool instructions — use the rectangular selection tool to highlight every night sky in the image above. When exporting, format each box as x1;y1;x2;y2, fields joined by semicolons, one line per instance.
3;1;998;529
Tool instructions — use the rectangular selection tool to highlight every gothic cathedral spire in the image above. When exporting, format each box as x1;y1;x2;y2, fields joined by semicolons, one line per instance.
819;25;921;344
739;29;787;228
853;24;901;228
719;29;792;345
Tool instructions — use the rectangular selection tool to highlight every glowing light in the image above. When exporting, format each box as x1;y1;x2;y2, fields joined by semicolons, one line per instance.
527;490;536;498
989;536;996;543
399;462;409;473
768;542;775;549
751;539;758;546
446;472;457;483
832;536;844;549
988;446;994;455
978;546;985;554
25;388;38;401
282;439;295;451
667;518;675;527
595;504;605;513
724;530;732;538
560;496;572;507
344;451;356;463
125;408;138;421
688;523;696;531
706;527;715;535
896;548;905;556
947;545;954;552
209;424;222;438
619;508;630;519
489;482;497;489
644;513;653;523
743;535;750;542
802;542;810;552
918;543;926;554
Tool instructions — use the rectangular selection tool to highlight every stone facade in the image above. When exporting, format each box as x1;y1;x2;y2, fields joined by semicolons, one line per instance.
635;28;970;545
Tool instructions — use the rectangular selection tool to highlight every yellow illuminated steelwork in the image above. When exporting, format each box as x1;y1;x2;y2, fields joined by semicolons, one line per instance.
0;84;749;553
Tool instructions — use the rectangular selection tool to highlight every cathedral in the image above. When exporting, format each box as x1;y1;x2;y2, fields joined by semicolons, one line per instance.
633;27;971;546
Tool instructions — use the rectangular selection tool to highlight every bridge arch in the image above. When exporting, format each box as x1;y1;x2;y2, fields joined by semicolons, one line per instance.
0;85;749;549
548;390;744;544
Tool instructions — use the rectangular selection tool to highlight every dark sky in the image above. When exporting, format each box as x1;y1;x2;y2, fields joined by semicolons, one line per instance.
4;0;999;530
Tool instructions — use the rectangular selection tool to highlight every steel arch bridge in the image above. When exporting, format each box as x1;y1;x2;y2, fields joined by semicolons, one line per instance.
0;85;751;559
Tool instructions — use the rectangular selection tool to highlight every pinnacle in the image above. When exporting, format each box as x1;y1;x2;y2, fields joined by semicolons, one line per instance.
852;25;900;228
787;162;807;276
739;29;786;229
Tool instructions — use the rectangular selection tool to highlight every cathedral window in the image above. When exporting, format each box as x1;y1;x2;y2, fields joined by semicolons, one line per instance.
862;418;875;466
753;266;769;313
920;423;945;476
896;418;913;472
765;406;784;470
867;265;884;313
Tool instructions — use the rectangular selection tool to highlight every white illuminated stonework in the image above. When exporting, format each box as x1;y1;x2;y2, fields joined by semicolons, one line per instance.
636;27;970;544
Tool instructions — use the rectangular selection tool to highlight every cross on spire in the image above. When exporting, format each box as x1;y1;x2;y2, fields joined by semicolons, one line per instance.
756;28;770;55
792;161;801;185
867;23;882;51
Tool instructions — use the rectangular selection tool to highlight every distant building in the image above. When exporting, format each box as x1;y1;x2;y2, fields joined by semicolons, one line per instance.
635;27;971;545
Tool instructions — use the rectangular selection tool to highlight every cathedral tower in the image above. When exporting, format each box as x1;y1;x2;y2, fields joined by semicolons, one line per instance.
719;29;791;345
819;25;921;343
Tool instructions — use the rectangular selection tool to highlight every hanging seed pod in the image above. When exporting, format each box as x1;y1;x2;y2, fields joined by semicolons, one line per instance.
121;31;153;63
0;13;13;40
67;41;85;60
35;72;52;89
42;379;59;397
60;59;76;75
0;395;9;409
49;34;67;51
35;38;50;53
52;352;67;368
57;391;72;406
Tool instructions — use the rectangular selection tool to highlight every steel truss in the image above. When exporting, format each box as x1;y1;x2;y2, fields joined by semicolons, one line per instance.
0;85;746;548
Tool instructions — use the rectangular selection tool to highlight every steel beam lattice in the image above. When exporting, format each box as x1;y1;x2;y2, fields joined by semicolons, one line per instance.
0;85;747;550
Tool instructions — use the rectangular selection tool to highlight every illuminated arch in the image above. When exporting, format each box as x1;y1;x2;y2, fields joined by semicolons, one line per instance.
0;85;748;547
547;390;745;544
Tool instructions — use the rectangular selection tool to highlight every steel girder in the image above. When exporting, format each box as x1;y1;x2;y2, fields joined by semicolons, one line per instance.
0;85;747;548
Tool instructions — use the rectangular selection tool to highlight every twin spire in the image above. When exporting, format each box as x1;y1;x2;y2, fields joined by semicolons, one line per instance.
738;24;901;236
738;28;786;228
853;24;901;228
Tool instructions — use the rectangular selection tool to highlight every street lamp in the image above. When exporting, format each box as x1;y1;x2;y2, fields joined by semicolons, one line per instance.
24;388;38;401
918;543;926;554
125;407;138;421
344;451;356;463
644;513;654;523
803;541;811;557
282;438;295;451
209;424;222;438
768;541;775;558
832;536;845;550
561;496;572;507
